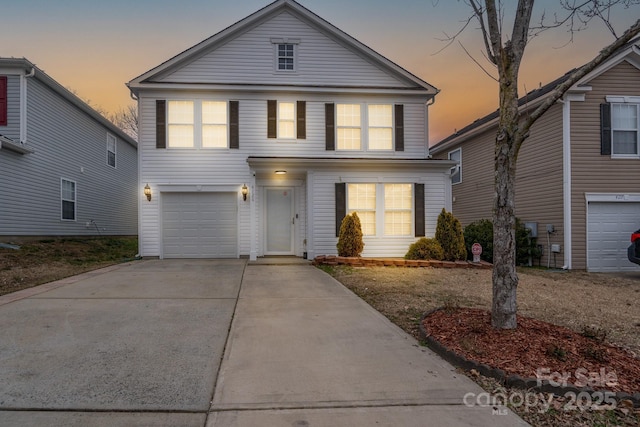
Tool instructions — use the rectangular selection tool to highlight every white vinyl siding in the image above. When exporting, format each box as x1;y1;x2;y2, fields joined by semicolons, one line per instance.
61;179;76;221
107;134;116;167
611;103;639;157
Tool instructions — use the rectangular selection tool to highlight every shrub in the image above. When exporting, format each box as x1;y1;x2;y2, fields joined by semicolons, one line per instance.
337;212;364;257
463;218;539;265
435;209;467;261
405;237;444;260
464;219;494;263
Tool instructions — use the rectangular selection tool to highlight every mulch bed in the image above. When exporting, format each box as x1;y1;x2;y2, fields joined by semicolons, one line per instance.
422;307;640;396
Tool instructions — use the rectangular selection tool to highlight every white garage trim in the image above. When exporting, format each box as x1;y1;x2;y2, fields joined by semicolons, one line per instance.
585;193;640;272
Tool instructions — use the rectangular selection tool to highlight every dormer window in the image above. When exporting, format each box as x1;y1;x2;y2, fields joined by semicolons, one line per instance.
272;38;300;72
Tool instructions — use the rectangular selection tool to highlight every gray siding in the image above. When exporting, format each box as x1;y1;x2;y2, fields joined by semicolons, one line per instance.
570;61;640;269
434;103;565;267
0;77;137;236
0;75;21;140
161;11;411;88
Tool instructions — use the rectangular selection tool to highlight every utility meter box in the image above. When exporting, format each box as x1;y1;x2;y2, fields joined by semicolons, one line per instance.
551;244;561;253
524;222;538;238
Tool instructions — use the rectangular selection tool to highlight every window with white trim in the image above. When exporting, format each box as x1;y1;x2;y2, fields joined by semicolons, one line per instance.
368;105;393;150
167;100;229;149
448;148;462;184
337;104;362;150
611;103;639;156
347;183;414;237
277;44;295;71
168;101;195;148
348;183;376;235
278;102;296;139
202;101;228;148
384;184;412;236
61;179;76;221
107;134;116;167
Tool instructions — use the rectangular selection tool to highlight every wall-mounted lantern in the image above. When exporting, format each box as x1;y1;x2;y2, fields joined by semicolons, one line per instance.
144;183;152;202
241;184;248;201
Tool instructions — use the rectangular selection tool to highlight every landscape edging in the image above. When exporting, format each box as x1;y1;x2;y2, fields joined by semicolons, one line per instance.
419;307;640;408
313;255;492;269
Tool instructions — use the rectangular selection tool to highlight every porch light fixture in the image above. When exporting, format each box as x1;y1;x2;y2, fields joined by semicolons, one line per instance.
144;183;152;202
241;184;248;201
275;170;287;175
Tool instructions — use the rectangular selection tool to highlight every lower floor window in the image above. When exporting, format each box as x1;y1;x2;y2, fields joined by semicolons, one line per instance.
347;183;413;237
61;179;76;221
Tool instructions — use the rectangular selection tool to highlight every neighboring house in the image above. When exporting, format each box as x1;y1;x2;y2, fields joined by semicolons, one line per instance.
0;58;138;238
127;0;454;260
430;38;640;272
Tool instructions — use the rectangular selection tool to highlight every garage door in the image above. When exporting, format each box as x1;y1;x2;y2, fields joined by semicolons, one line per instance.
587;202;640;272
162;192;237;258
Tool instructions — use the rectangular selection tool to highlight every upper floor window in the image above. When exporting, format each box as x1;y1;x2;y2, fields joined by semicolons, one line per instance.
167;100;228;149
61;179;76;221
278;44;295;71
337;104;362;150
448;148;462;184
107;134;116;167
611;103;639;156
278;102;296;139
368;105;393;150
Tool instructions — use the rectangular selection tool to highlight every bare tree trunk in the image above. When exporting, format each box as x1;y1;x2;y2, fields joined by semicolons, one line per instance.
491;41;523;329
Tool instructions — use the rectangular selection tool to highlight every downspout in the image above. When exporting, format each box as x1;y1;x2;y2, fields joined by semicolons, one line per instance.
20;67;35;144
425;96;435;159
561;97;572;270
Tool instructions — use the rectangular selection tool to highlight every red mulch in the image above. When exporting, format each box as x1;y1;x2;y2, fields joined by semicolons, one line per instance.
422;307;640;394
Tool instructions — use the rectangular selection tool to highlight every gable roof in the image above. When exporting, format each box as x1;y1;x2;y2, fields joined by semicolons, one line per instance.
127;0;438;95
0;57;137;148
430;37;640;154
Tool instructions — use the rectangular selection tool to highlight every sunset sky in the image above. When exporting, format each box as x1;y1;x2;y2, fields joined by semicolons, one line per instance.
3;0;639;143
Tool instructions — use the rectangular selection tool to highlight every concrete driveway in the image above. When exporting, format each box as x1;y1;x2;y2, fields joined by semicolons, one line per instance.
0;259;528;426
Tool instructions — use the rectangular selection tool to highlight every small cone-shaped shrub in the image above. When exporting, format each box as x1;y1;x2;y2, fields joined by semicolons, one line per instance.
435;208;467;261
405;237;444;260
337;212;364;257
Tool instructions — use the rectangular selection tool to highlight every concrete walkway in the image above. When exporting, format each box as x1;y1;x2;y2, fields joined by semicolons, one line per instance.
0;259;528;426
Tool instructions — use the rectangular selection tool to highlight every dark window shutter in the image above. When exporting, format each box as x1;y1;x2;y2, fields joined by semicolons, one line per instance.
297;100;306;139
156;100;166;149
600;103;611;155
230;101;239;149
325;103;335;151
0;76;8;126
267;100;277;139
335;183;346;237
395;104;404;152
414;183;425;237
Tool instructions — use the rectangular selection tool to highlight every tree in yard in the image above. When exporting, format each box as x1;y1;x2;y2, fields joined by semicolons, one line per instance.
450;1;640;329
109;104;138;141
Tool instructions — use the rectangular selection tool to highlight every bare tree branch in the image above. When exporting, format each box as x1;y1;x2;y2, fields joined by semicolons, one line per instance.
469;0;497;64
458;41;499;81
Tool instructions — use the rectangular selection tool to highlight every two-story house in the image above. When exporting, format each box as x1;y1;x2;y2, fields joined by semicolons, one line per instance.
430;38;640;272
127;0;454;260
0;58;138;238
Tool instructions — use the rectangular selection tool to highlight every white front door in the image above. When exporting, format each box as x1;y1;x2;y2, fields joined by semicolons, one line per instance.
265;188;295;255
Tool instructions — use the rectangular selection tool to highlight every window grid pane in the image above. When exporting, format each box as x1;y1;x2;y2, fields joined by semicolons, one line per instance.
348;183;376;236
278;102;295;138
337;104;361;150
202;125;228;148
61;180;76;221
168;101;195;147
384;184;412;236
278;44;294;70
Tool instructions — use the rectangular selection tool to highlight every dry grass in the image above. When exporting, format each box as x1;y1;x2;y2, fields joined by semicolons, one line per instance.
0;237;138;296
321;265;640;427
